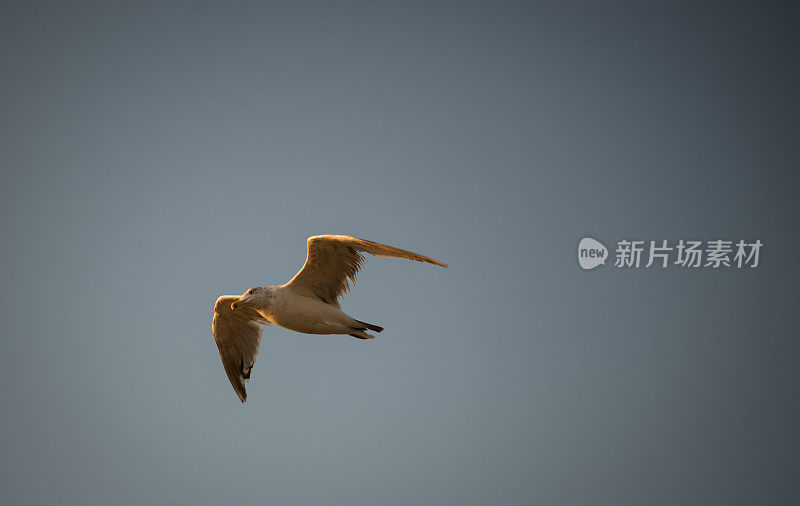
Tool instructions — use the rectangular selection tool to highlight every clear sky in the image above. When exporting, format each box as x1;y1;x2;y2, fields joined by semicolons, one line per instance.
1;1;798;505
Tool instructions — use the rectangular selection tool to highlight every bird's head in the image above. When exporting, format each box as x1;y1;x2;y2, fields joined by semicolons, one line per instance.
231;287;264;310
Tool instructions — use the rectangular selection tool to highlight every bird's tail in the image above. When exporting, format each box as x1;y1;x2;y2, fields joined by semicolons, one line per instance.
354;319;383;333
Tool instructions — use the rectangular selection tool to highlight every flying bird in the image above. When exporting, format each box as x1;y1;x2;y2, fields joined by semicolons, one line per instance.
212;235;447;402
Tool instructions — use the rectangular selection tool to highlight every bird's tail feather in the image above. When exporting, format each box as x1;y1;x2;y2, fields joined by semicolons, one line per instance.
354;320;383;333
349;331;375;340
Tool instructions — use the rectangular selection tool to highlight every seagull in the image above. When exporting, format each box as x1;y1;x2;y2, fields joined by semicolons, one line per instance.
212;235;447;402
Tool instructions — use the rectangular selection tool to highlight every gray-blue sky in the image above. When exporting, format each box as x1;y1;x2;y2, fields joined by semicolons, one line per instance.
1;1;798;505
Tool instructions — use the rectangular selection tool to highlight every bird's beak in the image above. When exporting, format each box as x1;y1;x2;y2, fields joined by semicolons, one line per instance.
232;296;251;310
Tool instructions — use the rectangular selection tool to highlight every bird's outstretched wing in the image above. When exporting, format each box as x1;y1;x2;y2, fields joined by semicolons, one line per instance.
212;295;268;402
285;235;448;305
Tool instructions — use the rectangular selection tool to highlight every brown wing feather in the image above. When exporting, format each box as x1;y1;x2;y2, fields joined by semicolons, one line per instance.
285;235;448;305
211;295;267;402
